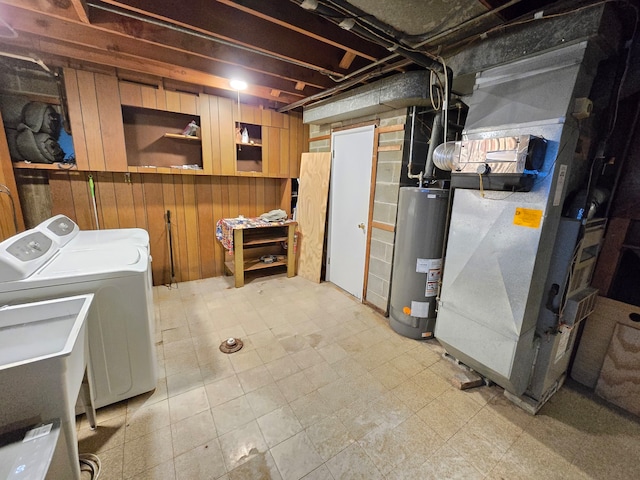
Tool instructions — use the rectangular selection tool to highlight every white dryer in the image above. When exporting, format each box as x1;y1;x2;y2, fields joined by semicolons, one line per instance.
0;228;157;409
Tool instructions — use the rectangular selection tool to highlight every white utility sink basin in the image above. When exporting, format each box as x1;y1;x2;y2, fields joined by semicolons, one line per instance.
0;294;94;480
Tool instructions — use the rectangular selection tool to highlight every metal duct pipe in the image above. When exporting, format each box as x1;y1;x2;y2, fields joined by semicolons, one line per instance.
424;111;443;180
291;0;448;74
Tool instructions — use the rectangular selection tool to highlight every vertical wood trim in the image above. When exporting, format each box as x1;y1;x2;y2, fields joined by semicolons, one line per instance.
362;127;380;299
0;113;24;238
76;70;107;171
131;173;148;230
218;98;236;175
182;176;200;280
96;171;118;228
113;173;136;228
199;94;213;174
280;178;292;215
68;171;93;229
143;175;168;285
279;128;290;177
211;177;225;276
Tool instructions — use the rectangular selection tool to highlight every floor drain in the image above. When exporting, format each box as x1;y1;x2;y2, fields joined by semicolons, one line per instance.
219;337;243;354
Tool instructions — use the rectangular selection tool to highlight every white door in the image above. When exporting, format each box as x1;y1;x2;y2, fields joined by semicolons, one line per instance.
326;125;375;300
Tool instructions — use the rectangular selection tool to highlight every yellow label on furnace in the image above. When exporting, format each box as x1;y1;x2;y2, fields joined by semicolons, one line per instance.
513;208;543;228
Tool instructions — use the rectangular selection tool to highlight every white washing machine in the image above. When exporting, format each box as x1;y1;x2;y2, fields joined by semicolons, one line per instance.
36;214;149;251
0;227;157;409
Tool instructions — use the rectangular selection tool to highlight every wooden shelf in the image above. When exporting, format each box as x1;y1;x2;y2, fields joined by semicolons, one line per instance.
163;133;201;141
226;222;296;287
13;161;77;170
235;141;262;147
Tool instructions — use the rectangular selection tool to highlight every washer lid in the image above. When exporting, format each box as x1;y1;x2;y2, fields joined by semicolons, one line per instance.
37;247;142;277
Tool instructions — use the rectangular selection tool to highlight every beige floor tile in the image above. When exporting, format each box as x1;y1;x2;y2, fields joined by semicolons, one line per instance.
129;459;175;480
255;342;289;363
166;367;204;397
387;352;428;377
416;399;465;441
171;410;217;456
174;439;227;480
290;345;325;369
78;414;126;454
168;386;210;424
446;427;507;475
370;362;408;390
257;405;304;448
290;390;336;428
87;444;124;480
301;464;334;480
245;383;289;418
164;351;200;377
227;450;282;480
420;444;484;480
122;425;174;479
127;379;168;412
211;395;256;435
325;442;383;480
303;361;340;389
199;357;235;384
125;399;170;443
205;374;244;407
163;337;195;359
316;343;349;364
246;328;276;347
237;364;274;393
391;379;433;413
229;349;264;373
218;420;268;471
305;414;353;463
277;370;316;403
265;355;301;381
270;431;324;480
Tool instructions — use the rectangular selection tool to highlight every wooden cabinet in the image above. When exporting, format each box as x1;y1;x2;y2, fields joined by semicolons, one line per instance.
64;68;127;172
224;222;296;287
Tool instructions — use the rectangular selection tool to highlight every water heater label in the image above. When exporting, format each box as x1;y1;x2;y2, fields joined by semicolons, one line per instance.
513;208;543;228
410;300;429;318
417;258;442;297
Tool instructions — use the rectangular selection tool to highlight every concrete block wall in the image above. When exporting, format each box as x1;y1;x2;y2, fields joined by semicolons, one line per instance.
307;109;408;313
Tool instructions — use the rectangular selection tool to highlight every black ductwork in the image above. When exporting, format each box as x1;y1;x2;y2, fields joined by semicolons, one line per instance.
293;0;451;78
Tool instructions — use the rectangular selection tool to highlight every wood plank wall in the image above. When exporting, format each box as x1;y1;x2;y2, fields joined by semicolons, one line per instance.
48;171;287;286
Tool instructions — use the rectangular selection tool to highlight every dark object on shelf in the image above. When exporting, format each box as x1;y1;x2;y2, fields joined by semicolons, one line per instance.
260;255;278;264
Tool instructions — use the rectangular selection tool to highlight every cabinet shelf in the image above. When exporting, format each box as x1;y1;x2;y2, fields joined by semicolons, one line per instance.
163;133;201;142
225;257;287;274
12;161;77;170
235;141;262;148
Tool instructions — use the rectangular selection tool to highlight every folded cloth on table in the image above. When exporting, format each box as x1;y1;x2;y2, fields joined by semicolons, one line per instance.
259;209;288;222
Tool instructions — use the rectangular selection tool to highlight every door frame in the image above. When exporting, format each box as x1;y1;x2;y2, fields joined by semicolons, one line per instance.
326;122;379;300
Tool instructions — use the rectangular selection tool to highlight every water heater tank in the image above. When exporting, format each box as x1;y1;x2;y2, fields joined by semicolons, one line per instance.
389;187;449;339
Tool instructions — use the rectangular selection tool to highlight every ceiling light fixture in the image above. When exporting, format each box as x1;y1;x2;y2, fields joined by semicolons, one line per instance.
229;79;247;91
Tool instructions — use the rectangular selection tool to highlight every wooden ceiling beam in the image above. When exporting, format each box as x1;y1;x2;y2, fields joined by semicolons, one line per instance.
101;0;356;77
70;0;90;23
87;8;335;89
1;35;303;104
216;0;389;61
0;4;325;97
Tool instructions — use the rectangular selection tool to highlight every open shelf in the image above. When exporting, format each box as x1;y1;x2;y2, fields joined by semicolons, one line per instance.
163;133;201;141
236;122;262;173
12;161;76;170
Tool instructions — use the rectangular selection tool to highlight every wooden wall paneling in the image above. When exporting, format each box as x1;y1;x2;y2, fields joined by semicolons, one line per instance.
279;128;290;177
182;175;200;280
113;173;137;228
49;171;77;221
141;86;159;109
76;70;107;171
218;98;236;175
162;174;185;282
264;127;279;177
271;111;285;129
255;177;266;217
198;94;214;174
238;178;251;217
164;90;181;113
130;173;148;230
265;178;278;211
296;152;332;283
67;171;94;230
289;116;300;178
196;176;216;278
261;108;272;127
142;175;169;285
62;68;90;171
0;114;24;238
95;74;128;173
95;172;119;229
280;178;292;216
179;92;198;115
211;177;225;276
248;178;257;217
118;82;143;106
220;177;231;219
227;177;240;218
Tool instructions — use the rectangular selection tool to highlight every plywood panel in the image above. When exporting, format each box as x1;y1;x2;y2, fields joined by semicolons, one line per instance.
162;175;183;282
218;98;236;175
142;175;169;285
141;86;159;109
179;92;198;115
68;171;94;230
164;90;181;113
119;82;143;107
196;176;216;278
296;152;331;283
199;94;213;174
211;177;225;277
238;178;251;217
279;128;290;177
63;68;90;171
0;114;24;239
113;175;137;228
76;70;106;171
95;172;119;229
49;171;76;221
227;177;239;218
131;173;148;230
95;74;128;172
266;127;280;177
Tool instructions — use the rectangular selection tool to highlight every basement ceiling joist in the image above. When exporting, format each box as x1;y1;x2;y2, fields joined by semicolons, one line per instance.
0;0;626;110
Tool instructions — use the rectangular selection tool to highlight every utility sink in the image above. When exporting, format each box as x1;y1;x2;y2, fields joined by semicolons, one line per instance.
0;294;94;480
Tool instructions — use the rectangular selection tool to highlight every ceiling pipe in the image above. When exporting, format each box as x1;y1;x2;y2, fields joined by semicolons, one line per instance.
291;0;447;74
405;0;526;48
278;58;413;112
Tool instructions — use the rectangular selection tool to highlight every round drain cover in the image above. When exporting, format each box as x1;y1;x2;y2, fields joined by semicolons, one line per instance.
219;337;243;354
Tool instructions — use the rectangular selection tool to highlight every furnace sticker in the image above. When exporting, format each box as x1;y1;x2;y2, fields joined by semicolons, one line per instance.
513;208;543;228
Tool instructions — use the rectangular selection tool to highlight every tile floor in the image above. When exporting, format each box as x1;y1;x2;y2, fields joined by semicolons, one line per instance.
78;274;640;480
